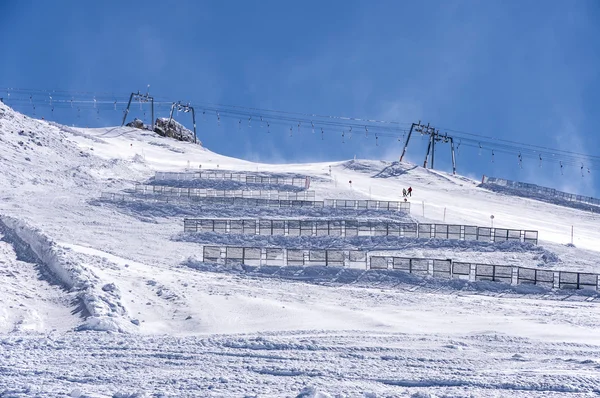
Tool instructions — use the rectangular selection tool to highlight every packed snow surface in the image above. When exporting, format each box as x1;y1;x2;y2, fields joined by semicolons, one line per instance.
1;101;600;397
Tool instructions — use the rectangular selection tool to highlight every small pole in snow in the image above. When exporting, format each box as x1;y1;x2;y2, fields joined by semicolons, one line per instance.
422;201;425;217
369;186;372;199
443;207;446;222
571;225;574;245
490;215;495;229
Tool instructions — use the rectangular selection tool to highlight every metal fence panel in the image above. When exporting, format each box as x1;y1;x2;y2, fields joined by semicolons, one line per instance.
508;229;522;241
434;224;448;239
345;221;358;237
418;223;432;238
392;257;411;271
243;220;257;235
287;249;304;266
230;220;244;234
452;262;471;279
326;250;344;267
370;256;388;270
203;246;221;263
579;273;599;290
477;227;491;242
307;250;326;267
464;226;478;241
494;228;509;242
328;221;343;237
524;230;538;244
410;259;429;275
448;225;461;240
402;224;418;238
348;250;367;268
559;271;580;289
357;221;371;236
300;220;314;236
243;247;261;266
432;259;452;279
265;248;284;266
272;220;285;235
225;247;244;264
517;267;554;287
287;220;300;236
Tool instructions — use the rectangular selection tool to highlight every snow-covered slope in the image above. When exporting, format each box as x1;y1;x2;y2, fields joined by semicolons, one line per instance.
1;101;600;397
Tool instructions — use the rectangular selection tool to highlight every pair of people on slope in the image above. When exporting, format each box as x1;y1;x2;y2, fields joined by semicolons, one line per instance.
402;187;412;198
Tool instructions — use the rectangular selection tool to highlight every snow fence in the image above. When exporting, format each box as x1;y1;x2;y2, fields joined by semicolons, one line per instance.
183;218;538;244
193;244;598;291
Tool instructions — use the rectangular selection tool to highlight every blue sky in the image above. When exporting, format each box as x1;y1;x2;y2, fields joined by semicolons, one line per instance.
1;0;599;196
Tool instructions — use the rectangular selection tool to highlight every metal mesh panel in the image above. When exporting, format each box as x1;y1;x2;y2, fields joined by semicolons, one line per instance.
315;221;330;236
464;226;478;241
265;248;284;265
214;221;227;233
357;221;371;236
200;219;215;232
288;220;300;236
410;259;429;275
345;221;358;237
286;249;304;266
434;224;449;239
494;229;509;242
432;259;452;278
448;225;461;240
369;256;388;269
579;273;598;290
203;246;221;262
524;230;538;244
452;262;471;279
229;220;243;234
326;250;344;267
402;224;418;238
328;221;343;236
559;272;579;289
477;228;491;241
508;229;522;241
307;250;326;266
272;220;285;235
348;250;366;267
357;200;368;210
418;224;431;238
243;220;257;235
300;220;314;236
225;247;244;264
392;257;411;271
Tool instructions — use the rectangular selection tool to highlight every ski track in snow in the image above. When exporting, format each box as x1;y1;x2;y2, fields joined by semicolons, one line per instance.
1;102;600;397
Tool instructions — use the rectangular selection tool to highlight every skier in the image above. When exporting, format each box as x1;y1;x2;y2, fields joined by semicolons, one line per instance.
407;187;412;197
402;188;407;197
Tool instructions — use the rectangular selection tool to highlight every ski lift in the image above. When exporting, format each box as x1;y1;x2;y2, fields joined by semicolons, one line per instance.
478;142;482;156
311;121;315;134
342;131;345;143
518;152;522;169
297;122;301;133
238;120;242;130
491;150;495;163
217;111;221;126
539;154;542;168
560;161;564;175
202;110;206;121
260;116;263;128
365;126;368;137
375;133;379;146
114;100;117;111
267;121;270;133
248;116;252;127
349;127;352;140
289;126;293;137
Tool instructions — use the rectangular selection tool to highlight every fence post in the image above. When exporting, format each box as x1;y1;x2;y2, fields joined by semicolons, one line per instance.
422;201;425;217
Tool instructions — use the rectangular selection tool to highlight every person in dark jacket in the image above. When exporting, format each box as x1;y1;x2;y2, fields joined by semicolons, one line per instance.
407;187;412;197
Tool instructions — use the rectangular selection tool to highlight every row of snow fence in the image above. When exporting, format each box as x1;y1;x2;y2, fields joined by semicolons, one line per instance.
368;255;599;291
154;171;310;189
100;192;324;208
133;184;316;201
101;192;411;213
198;245;598;291
183;218;538;244
482;176;600;207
